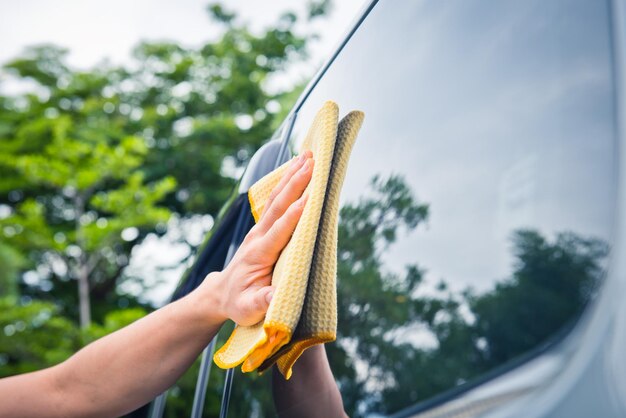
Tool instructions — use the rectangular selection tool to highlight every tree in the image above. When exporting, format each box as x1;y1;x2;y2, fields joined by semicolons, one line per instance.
316;175;606;416
0;3;320;328
330;177;608;415
0;242;25;297
0;297;80;376
468;230;608;368
0;295;146;377
0;100;176;327
331;174;432;414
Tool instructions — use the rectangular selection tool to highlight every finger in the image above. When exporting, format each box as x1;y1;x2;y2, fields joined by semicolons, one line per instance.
260;155;305;219
263;193;308;257
260;150;312;219
258;157;313;232
240;286;275;326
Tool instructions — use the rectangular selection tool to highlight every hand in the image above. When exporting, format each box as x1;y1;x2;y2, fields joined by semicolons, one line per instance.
205;151;314;326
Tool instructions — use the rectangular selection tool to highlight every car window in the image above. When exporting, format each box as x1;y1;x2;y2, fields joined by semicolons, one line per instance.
154;194;248;418
229;0;617;416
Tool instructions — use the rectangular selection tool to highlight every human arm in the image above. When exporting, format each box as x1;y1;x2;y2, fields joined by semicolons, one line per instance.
0;287;222;418
272;344;347;417
0;152;314;418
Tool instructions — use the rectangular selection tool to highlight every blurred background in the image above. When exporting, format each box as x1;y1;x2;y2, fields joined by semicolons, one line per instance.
0;0;363;414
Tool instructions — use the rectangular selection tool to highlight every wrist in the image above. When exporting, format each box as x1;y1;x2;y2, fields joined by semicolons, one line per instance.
188;271;228;326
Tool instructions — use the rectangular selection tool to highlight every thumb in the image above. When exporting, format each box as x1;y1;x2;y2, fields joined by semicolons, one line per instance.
257;285;275;307
240;286;275;326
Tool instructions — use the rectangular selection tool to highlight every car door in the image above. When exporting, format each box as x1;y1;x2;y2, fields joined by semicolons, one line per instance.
144;0;620;416
140;120;293;418
221;0;619;417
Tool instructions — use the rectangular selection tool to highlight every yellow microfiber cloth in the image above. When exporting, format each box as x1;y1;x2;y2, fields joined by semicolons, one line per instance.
213;101;364;378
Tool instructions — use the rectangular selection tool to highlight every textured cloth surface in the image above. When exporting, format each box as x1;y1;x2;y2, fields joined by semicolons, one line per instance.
213;101;364;378
261;109;364;378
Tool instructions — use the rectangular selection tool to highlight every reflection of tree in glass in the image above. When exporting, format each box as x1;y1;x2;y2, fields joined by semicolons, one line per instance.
468;230;607;368
332;174;608;417
330;174;430;415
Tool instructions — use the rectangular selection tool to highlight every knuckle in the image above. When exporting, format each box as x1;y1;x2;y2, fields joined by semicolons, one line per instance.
268;201;285;220
243;229;258;244
247;225;259;238
255;245;275;264
262;232;281;254
270;218;287;236
237;247;253;263
287;201;303;216
274;225;292;243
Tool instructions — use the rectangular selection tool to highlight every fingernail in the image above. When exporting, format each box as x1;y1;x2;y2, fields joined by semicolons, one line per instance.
265;290;274;304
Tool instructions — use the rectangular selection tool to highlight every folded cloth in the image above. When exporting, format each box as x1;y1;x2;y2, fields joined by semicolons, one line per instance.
213;101;364;378
260;107;364;378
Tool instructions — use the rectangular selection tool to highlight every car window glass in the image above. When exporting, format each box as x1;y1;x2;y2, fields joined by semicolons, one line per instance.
231;0;616;416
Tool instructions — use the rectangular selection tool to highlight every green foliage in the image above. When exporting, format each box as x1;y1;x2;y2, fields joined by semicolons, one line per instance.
207;4;236;24
0;91;176;325
0;297;79;376
0;243;26;296
82;307;148;344
307;0;333;20
332;175;431;411
0;3;316;328
0;296;146;378
0;1;329;415
327;176;608;416
469;230;608;367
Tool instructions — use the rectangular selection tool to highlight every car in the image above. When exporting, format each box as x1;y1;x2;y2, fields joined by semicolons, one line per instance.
143;0;626;416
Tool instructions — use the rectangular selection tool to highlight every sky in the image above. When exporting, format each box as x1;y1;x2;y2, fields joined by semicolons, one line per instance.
0;0;367;305
0;0;366;93
285;0;615;298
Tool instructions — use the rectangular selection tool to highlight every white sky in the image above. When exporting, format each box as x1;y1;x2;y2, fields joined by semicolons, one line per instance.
0;0;367;305
0;0;366;93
